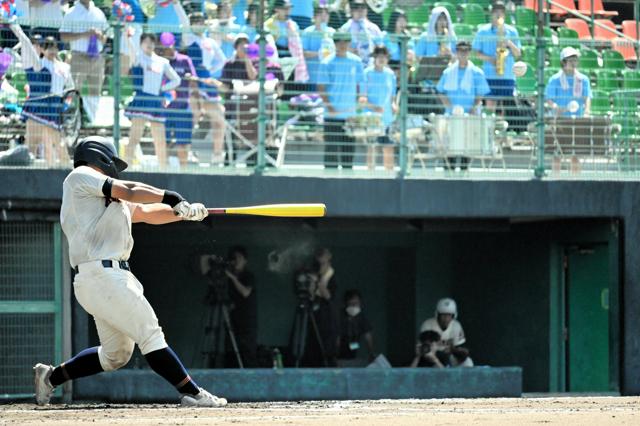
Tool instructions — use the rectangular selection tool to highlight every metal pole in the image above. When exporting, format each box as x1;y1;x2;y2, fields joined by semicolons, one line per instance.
534;1;548;179
112;22;122;152
397;35;409;178
255;3;267;174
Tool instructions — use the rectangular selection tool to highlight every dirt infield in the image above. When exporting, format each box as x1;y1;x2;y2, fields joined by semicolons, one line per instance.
1;397;639;425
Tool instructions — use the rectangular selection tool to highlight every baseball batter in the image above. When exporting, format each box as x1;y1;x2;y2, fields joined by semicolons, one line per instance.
33;136;226;407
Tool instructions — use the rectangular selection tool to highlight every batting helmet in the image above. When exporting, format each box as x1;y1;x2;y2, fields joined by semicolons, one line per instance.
435;298;457;319
73;136;128;179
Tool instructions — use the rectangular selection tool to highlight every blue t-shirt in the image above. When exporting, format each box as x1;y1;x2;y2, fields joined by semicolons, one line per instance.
414;34;457;58
302;25;335;85
472;23;521;80
382;33;415;62
363;66;397;127
318;52;364;120
275;21;290;48
544;71;592;117
436;64;490;114
291;0;313;19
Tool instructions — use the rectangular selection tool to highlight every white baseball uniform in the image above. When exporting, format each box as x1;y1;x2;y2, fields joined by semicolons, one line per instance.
60;166;168;371
420;317;473;367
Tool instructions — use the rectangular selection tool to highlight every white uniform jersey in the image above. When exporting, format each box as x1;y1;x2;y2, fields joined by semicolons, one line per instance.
61;166;137;267
420;317;466;347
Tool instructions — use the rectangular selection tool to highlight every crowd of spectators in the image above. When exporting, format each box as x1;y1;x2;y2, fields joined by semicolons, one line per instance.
0;0;606;169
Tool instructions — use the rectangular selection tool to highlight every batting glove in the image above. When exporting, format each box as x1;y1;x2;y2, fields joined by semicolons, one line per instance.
183;203;209;221
173;200;192;218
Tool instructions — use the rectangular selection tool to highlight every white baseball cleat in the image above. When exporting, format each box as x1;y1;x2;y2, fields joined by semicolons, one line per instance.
180;387;227;407
33;363;55;406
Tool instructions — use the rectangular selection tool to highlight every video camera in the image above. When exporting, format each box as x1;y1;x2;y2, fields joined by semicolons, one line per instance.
204;254;232;305
294;269;317;302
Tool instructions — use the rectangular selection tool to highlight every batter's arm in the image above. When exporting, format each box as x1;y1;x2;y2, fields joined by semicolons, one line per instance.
131;203;184;225
111;180;173;204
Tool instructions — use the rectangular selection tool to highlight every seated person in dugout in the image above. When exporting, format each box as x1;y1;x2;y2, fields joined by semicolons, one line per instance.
418;298;473;367
336;289;376;366
410;330;448;368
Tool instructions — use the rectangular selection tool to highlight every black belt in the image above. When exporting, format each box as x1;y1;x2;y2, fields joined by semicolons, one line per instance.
73;260;130;274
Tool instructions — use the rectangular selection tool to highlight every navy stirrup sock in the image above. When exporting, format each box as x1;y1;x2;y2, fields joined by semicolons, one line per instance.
144;347;199;396
49;347;103;387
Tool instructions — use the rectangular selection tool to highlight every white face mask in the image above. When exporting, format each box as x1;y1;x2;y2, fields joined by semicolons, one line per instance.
346;306;361;317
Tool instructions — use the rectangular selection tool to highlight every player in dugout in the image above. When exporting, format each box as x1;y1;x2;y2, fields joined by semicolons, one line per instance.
32;136;226;407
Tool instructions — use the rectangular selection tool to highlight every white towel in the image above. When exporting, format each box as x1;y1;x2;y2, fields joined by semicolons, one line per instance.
443;60;475;94
559;71;584;98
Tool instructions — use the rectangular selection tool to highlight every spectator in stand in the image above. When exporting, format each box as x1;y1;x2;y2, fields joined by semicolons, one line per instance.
10;23;74;165
265;0;308;79
336;289;376;367
302;5;335;90
360;45;397;170
117;0;145;77
210;0;242;60
383;9;414;71
240;3;259;42
472;1;521;113
178;11;228;165
339;0;382;67
59;0;109;123
317;31;363;169
221;33;260;165
289;0;313;31
328;0;349;30
415;6;457;59
28;0;65;48
158;32;197;167
545;47;592;118
418;298;473;367
124;33;181;168
437;41;490;115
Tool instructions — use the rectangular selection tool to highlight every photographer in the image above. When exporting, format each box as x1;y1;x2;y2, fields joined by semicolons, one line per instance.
297;248;339;367
201;246;257;368
409;330;447;368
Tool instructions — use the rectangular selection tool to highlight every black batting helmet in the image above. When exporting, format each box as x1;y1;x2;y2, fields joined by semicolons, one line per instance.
73;136;128;179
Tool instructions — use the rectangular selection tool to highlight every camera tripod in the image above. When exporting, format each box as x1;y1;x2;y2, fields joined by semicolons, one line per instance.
196;296;244;369
290;298;328;367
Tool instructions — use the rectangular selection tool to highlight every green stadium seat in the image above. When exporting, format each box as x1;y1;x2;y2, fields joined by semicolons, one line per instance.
407;1;433;26
516;62;537;95
547;46;562;68
593;69;619;93
622;69;640;90
520;46;538;67
579;48;600;70
433;2;457;22
612;114;639;139
557;27;580;48
453;23;473;40
590;90;611;115
516;6;536;28
463;3;486;26
613;95;638;114
8;71;28;102
602;49;625;71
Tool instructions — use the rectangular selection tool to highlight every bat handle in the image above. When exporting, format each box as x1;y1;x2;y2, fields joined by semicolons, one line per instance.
207;208;226;215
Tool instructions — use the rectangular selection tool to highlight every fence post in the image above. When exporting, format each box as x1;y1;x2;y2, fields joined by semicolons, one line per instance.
255;5;267;174
112;22;122;153
397;35;409;178
534;2;547;179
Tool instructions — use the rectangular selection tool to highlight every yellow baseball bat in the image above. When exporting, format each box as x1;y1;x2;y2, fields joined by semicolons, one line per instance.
207;203;326;217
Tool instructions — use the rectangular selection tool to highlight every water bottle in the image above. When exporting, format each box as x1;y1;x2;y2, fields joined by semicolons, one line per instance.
272;348;283;369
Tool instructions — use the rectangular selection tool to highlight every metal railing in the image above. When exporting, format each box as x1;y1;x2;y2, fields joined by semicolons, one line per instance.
0;4;638;179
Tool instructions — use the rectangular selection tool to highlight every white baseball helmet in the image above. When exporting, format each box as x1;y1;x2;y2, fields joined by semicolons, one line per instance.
435;298;458;318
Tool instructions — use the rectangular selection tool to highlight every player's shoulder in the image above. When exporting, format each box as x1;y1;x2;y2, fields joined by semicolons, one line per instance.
63;165;101;186
476;23;492;34
420;317;439;331
450;319;464;330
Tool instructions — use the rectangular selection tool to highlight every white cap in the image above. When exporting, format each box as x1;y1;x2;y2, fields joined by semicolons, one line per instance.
435;298;458;318
234;33;250;45
560;47;580;61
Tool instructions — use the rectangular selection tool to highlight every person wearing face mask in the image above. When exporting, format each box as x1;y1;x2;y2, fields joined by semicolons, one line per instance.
336;289;376;366
124;33;181;169
419;298;473;367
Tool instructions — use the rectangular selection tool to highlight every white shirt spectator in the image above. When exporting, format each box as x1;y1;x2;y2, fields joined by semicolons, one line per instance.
420;317;466;346
60;1;108;53
29;0;64;28
339;18;382;65
132;51;181;95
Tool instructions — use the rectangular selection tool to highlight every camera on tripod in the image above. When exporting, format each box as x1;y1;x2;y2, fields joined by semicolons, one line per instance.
204;255;231;305
294;270;317;301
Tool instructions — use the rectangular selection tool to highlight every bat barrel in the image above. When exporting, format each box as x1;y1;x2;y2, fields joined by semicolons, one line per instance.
207;204;326;217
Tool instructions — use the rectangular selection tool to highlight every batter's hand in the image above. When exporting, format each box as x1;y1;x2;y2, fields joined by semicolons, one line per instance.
182;203;209;221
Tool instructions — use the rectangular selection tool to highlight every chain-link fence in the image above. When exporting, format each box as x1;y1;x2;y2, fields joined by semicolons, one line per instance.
0;222;63;398
0;1;638;178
